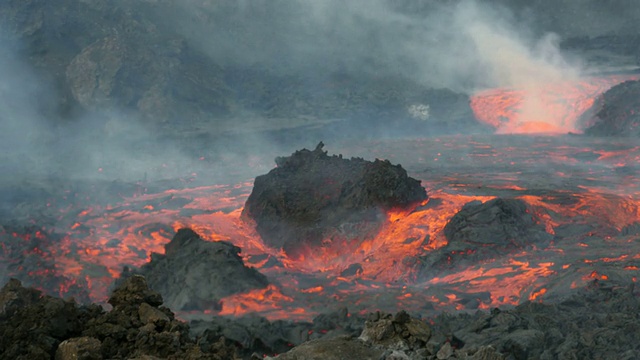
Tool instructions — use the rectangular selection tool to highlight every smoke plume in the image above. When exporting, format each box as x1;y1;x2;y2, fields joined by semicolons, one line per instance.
0;0;635;196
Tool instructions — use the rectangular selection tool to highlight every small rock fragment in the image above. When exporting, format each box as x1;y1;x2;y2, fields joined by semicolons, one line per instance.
436;342;453;360
55;337;102;360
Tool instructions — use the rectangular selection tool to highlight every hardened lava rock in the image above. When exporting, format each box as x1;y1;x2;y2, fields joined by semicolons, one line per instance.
119;228;269;312
419;198;552;271
0;276;238;360
583;80;640;137
242;142;427;255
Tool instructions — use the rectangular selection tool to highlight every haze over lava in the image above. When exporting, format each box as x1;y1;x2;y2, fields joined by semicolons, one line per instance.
1;0;640;327
3;135;640;322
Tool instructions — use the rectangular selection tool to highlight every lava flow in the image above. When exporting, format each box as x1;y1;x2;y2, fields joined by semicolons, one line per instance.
2;133;640;321
3;74;640;321
470;74;640;134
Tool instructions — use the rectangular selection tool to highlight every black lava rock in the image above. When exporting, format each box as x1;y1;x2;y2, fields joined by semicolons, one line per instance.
583;80;640;137
120;228;269;312
0;276;237;359
242;142;427;255
419;198;552;271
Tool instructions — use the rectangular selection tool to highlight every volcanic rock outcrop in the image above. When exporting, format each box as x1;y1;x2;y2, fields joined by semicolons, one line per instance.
242;142;427;255
4;273;639;359
430;279;640;359
584;80;640;136
265;310;505;360
419;198;552;270
0;276;236;359
0;0;482;137
0;0;231;122
120;228;269;312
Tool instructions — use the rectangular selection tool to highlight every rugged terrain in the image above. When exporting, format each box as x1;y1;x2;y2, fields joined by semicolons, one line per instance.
2;1;640;359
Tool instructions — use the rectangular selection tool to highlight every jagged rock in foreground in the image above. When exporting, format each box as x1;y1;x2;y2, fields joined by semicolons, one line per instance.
419;198;552;271
430;279;640;359
583;80;640;136
242;142;427;255
0;275;236;359
256;279;640;359
120;228;269;311
0;278;100;360
3;274;639;359
265;310;504;360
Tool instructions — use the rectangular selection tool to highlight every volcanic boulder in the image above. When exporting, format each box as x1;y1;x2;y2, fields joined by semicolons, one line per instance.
420;198;552;270
242;142;427;254
120;228;269;312
583;80;640;136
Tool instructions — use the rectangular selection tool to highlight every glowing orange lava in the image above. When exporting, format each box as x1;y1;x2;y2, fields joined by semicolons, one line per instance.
470;74;640;134
6;135;640;321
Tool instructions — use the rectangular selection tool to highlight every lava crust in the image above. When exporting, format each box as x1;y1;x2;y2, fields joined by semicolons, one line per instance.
0;276;237;359
242;142;427;255
119;228;269;312
584;80;640;136
420;198;552;270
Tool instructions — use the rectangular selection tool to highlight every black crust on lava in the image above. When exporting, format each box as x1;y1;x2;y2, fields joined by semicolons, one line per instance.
242;142;427;255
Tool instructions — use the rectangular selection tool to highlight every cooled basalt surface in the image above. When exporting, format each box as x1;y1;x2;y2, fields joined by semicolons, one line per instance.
584;80;640;136
419;198;553;270
0;276;236;359
3;275;639;359
119;228;269;312
242;142;427;255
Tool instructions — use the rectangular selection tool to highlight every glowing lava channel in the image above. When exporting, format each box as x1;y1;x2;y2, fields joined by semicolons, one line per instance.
7;136;640;321
470;74;640;134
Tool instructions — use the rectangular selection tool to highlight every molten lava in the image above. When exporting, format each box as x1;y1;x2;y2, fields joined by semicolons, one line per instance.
470;74;640;134
3;132;640;321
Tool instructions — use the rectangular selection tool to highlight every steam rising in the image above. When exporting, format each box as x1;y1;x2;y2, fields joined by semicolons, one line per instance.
176;0;586;132
1;0;639;320
0;0;627;196
177;0;582;90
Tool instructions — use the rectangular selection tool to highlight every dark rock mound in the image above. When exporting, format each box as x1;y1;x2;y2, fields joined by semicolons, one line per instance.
0;276;236;359
583;80;640;137
242;142;427;255
120;228;269;312
420;198;552;270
